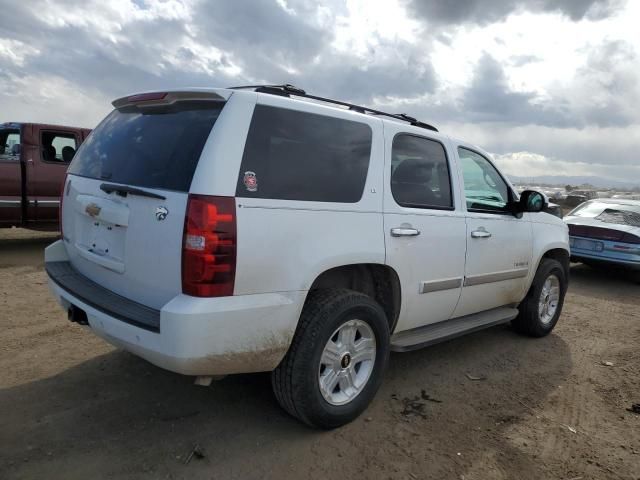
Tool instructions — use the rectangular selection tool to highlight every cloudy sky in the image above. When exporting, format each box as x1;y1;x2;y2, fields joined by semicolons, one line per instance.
1;0;639;185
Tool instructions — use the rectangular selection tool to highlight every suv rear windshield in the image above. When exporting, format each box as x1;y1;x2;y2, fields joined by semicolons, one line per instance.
236;105;372;203
68;101;224;192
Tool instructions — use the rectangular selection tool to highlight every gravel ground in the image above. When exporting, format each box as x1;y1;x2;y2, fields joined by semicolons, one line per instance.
0;229;638;480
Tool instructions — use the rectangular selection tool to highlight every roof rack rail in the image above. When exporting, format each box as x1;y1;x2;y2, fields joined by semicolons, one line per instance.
228;84;438;132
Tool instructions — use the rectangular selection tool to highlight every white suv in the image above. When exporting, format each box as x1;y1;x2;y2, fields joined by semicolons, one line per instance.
46;85;570;428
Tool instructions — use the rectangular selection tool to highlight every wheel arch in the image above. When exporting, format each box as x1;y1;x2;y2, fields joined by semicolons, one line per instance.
306;263;402;333
540;247;570;276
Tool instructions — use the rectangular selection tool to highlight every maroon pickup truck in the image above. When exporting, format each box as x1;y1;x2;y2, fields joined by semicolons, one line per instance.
0;122;91;230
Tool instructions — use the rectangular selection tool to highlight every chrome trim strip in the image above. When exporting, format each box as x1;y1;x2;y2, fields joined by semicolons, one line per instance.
0;200;21;206
27;200;60;206
420;277;463;293
463;268;529;287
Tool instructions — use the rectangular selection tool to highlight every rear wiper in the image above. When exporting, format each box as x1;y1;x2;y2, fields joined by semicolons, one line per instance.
100;183;166;200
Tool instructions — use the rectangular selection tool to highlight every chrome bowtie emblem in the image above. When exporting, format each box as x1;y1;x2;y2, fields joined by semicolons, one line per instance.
85;203;101;217
155;206;169;221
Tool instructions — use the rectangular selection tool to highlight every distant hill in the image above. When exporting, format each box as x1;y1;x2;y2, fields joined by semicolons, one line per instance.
506;174;640;190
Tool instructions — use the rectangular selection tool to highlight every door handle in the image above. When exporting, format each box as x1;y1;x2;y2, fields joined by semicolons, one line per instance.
471;228;492;239
391;227;421;237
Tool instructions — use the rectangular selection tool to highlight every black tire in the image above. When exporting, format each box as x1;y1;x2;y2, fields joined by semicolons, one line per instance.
512;258;568;337
272;289;390;429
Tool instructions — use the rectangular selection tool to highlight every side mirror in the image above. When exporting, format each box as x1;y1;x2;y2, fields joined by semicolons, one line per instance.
519;190;546;213
10;143;21;156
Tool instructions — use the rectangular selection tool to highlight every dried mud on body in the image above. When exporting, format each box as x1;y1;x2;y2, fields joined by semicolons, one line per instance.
1;229;638;480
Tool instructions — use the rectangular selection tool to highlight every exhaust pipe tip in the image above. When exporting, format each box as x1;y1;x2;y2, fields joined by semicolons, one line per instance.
194;375;226;386
68;306;89;325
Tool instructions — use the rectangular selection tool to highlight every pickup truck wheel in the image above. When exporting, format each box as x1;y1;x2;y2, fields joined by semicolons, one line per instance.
512;258;567;337
272;289;390;429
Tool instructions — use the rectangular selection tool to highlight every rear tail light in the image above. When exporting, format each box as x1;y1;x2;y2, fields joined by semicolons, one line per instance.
182;195;236;297
620;233;640;244
59;174;68;238
567;224;626;241
127;92;167;103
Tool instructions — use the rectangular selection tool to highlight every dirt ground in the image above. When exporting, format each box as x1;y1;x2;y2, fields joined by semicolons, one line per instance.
0;229;638;480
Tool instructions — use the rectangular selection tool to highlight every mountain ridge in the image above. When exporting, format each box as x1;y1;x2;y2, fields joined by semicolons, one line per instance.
506;174;639;190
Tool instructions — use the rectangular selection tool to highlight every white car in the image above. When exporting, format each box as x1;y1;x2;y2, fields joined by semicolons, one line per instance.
564;198;640;278
46;85;570;428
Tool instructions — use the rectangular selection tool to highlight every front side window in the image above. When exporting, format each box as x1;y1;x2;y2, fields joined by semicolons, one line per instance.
458;147;511;213
391;134;453;209
41;132;78;163
0;130;20;161
236;105;372;203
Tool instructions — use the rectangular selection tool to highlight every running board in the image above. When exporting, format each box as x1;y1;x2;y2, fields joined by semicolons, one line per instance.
390;306;519;352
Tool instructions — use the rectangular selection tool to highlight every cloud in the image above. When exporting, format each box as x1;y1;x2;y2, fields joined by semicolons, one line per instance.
404;0;622;27
435;120;640;181
460;53;570;125
561;39;640;127
387;39;640;132
508;54;542;66
0;0;638;186
494;151;640;185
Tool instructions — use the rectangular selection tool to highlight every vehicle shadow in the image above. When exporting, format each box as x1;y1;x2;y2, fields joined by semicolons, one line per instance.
569;262;640;304
0;324;572;480
0;233;57;268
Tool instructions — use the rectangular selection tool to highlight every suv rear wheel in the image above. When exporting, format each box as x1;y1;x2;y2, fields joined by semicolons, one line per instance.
512;258;567;337
272;289;390;429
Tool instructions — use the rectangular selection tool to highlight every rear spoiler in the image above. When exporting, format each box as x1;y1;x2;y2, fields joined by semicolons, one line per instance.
112;90;228;109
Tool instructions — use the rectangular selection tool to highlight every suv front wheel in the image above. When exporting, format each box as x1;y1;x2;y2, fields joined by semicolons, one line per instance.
512;258;568;337
272;289;390;429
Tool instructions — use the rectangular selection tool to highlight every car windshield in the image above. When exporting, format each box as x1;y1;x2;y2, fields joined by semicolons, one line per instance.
569;201;640;227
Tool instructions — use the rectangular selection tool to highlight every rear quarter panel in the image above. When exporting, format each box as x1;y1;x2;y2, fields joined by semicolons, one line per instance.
190;91;386;295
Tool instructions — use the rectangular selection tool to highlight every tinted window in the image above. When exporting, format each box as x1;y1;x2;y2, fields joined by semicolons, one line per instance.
458;147;511;212
41;131;77;163
236;105;372;203
69;101;224;192
391;134;453;209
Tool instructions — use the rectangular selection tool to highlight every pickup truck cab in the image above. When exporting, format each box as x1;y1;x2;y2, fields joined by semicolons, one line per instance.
0;122;91;230
45;86;570;428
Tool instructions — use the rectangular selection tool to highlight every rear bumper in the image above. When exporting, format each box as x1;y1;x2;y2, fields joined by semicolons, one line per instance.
571;254;640;270
45;241;305;376
570;236;640;270
570;250;640;270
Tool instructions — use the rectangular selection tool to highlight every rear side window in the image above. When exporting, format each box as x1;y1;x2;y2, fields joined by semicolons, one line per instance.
391;134;453;209
236;105;372;203
41;131;77;163
69;101;224;192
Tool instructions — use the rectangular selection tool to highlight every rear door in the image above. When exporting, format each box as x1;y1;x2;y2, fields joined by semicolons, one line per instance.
0;128;22;226
383;126;467;333
62;91;228;309
31;128;79;224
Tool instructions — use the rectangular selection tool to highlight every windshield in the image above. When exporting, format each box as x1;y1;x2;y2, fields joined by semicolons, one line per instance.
68;100;225;192
569;201;640;227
